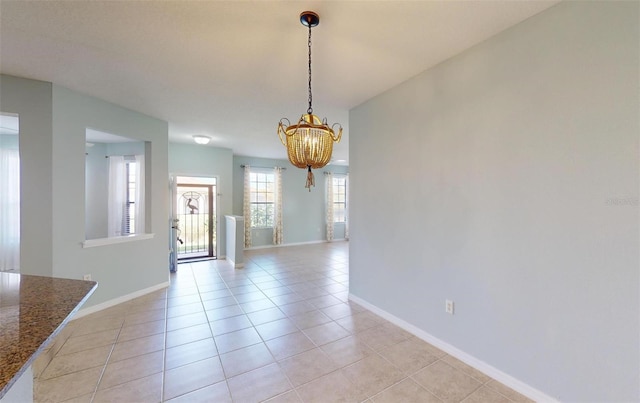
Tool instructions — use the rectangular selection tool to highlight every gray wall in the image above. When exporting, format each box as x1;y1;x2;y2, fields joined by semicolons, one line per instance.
51;84;169;308
0;75;53;277
349;2;638;401
168;143;233;257
84;142;108;240
0;74;170;307
106;141;145;156
233;155;348;247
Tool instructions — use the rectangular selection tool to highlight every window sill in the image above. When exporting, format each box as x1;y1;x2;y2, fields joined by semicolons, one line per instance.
82;233;155;248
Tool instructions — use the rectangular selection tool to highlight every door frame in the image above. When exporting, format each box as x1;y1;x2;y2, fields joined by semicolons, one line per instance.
176;183;215;260
169;174;221;267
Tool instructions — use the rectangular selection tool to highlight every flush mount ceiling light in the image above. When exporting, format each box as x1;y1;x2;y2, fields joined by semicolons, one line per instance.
278;11;342;191
193;135;211;145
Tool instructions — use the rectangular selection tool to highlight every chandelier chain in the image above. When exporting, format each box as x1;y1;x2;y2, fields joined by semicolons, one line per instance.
278;11;343;190
307;22;313;115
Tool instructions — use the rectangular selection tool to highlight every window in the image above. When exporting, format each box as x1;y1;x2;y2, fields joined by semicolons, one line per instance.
106;154;144;237
124;160;137;234
85;128;147;241
250;172;275;228
333;176;347;223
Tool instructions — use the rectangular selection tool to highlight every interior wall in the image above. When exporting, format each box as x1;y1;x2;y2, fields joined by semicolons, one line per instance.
232;155;348;248
84;141;146;240
51;84;169;308
0;75;53;277
349;2;638;401
168;143;233;257
106;141;145;156
0;133;20;272
84;142;108;240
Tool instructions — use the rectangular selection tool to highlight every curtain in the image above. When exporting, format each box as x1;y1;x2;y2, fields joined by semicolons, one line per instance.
0;148;20;271
134;154;145;234
345;173;349;240
108;156;126;237
325;172;334;241
243;165;252;247
273;167;283;245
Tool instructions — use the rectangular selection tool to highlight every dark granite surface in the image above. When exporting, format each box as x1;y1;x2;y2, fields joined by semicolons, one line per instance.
0;272;97;398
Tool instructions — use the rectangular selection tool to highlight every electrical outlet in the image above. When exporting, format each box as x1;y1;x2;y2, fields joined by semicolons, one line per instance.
83;274;92;281
445;299;454;315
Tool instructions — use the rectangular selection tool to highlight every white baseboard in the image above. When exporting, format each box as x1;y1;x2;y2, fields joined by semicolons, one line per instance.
227;258;244;269
73;282;170;320
245;239;347;251
348;293;558;403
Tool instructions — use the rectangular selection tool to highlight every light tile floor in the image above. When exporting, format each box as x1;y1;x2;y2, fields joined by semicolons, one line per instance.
33;242;532;402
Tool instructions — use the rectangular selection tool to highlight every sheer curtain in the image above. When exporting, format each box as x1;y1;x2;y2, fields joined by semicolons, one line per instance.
108;156;126;237
325;172;334;241
0;148;20;271
345;173;349;240
134;154;145;234
243;165;252;247
273;167;283;245
108;155;144;236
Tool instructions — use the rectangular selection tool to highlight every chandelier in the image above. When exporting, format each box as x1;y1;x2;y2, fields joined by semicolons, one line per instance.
278;11;342;191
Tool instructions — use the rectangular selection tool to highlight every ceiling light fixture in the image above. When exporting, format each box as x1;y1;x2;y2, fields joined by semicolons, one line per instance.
278;11;342;191
193;135;211;145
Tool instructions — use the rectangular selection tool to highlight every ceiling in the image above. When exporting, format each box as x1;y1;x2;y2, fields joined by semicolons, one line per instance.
0;0;558;164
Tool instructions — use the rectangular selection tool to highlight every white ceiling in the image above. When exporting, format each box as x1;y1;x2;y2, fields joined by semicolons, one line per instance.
0;0;559;163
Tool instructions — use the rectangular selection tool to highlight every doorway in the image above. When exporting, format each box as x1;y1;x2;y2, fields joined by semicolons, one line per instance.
0;113;20;272
175;176;217;261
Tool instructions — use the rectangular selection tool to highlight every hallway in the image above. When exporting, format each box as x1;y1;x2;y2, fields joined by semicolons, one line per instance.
34;242;529;402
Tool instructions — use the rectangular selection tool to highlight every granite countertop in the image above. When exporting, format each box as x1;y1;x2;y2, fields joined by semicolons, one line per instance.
0;272;97;398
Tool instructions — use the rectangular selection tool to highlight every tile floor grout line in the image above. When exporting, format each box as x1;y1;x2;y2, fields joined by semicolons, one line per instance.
88;317;126;403
164;262;215;402
255;255;366;401
235;257;298;402
480;381;518;403
190;259;256;401
201;261;236;403
34;243;529;403
459;381;493;403
248;256;326;402
159;285;169;403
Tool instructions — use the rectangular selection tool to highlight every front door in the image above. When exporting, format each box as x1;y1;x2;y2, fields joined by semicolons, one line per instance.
175;177;217;261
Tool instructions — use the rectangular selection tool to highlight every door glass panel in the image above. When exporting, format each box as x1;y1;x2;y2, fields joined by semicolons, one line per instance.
175;178;217;260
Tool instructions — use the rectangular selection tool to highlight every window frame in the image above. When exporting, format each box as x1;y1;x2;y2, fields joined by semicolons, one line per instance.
124;160;137;235
249;170;276;229
332;175;347;224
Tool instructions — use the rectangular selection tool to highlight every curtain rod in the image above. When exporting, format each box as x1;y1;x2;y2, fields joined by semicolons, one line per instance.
240;165;286;170
104;154;136;158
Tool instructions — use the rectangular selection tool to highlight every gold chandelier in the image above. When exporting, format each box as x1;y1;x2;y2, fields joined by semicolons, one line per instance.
278;11;342;191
